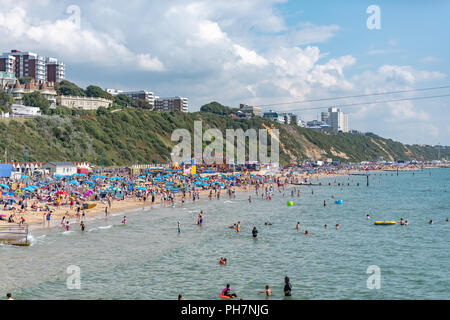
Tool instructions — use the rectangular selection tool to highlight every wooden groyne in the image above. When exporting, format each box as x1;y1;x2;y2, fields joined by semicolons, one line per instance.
0;225;30;246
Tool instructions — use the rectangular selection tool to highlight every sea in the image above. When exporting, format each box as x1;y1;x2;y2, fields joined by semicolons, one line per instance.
1;168;449;300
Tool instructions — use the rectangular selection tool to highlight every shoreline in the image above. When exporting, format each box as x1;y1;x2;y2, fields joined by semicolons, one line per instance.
5;165;440;234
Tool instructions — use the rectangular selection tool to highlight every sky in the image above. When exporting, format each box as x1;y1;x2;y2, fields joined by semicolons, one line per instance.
0;0;449;145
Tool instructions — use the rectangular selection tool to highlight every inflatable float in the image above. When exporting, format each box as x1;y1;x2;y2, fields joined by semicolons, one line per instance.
374;221;397;225
287;201;294;207
335;200;343;204
219;294;234;299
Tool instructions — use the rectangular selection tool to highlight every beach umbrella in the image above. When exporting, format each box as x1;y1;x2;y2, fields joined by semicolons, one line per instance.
137;186;147;191
83;180;94;184
20;175;29;179
84;190;93;197
79;173;86;177
0;184;10;190
56;191;68;195
92;175;99;178
69;180;79;184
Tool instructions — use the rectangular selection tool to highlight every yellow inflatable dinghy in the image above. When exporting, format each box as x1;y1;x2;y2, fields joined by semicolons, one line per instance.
374;221;397;225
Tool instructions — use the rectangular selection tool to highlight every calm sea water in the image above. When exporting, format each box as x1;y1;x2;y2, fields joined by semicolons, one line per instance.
1;168;449;300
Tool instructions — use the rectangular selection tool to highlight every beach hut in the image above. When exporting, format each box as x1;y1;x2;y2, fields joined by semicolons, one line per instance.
0;164;14;178
43;162;77;176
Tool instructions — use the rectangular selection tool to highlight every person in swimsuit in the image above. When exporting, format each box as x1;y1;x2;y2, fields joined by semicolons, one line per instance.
259;285;272;296
221;284;237;298
284;276;292;296
236;221;240;233
122;216;127;224
177;221;181;233
80;221;85;231
296;222;300;231
252;226;258;238
46;212;51;228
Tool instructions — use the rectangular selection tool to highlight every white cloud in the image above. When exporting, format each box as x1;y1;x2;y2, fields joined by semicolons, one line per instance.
420;56;441;63
0;3;165;72
232;44;268;66
0;0;447;145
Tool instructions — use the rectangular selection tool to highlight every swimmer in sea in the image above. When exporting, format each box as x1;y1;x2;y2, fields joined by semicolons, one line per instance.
335;224;340;230
229;223;236;229
221;284;237;298
65;221;70;231
177;221;181;233
178;294;185;300
80;221;85;231
405;220;409;226
296;222;300;231
236;221;240;232
446;218;449;222
122;216;127;224
259;285;272;296
219;257;227;265
323;200;327;207
252;226;258;238
366;214;370;219
284;276;292;297
248;196;252;203
304;230;309;235
400;218;405;225
324;224;327;228
265;221;272;226
429;220;433;224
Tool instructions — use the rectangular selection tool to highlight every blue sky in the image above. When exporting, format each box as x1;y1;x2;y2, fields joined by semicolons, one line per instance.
0;0;449;145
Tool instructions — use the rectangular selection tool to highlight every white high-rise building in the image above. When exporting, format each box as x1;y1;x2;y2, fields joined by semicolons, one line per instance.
323;107;349;133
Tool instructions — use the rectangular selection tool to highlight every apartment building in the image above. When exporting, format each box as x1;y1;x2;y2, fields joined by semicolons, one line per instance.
239;104;262;117
154;97;188;112
321;107;349;133
106;89;155;106
0;50;65;82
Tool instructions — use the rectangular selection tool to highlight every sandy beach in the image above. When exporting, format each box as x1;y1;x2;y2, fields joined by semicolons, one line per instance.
1;164;441;233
